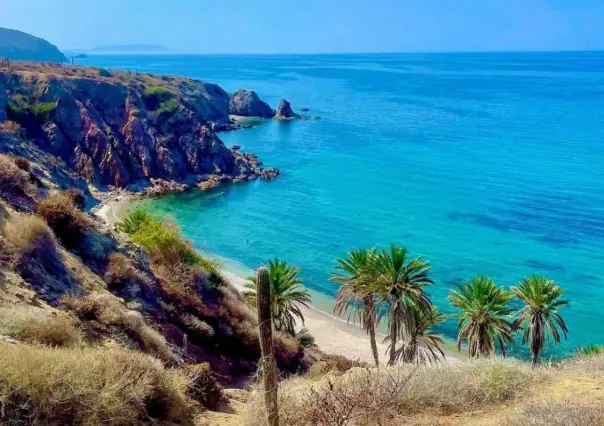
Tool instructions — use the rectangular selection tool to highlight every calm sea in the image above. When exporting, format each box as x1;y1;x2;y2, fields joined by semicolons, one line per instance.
86;52;604;358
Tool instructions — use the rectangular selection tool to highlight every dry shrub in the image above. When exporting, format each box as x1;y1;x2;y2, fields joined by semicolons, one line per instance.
400;358;534;414
184;363;224;410
245;358;535;426
0;305;81;347
37;192;93;249
63;293;178;364
63;187;86;209
12;155;30;171
246;367;413;426
3;213;62;270
105;251;141;289
509;399;604;426
0;343;192;426
307;354;369;379
0;154;30;195
0;120;21;134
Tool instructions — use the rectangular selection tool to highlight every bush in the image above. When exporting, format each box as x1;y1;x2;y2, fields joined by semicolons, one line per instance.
63;187;86;209
98;68;112;77
30;102;57;122
12;155;30;171
104;252;140;289
296;328;316;348
7;96;56;123
0;305;81;347
0;343;192;425
63;293;178;364
184;363;224;410
0;120;22;134
0;154;30;195
3;213;60;269
509;399;604;426
37;192;93;249
156;98;180;117
143;86;178;114
119;210;225;286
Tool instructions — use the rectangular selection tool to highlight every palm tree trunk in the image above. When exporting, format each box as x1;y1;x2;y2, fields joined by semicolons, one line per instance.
388;303;398;366
364;296;380;367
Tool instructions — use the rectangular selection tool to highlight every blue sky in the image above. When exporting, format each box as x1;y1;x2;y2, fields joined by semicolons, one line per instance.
1;0;602;53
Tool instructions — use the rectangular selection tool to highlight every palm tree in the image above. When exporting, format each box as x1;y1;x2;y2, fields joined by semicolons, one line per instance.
393;306;446;364
511;275;569;366
373;245;434;366
449;276;514;358
245;259;311;336
331;248;381;366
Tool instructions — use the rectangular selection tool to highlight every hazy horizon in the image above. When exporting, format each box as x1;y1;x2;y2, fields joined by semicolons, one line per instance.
1;0;603;54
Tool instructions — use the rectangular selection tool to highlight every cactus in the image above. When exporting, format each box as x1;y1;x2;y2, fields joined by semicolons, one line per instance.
256;266;279;426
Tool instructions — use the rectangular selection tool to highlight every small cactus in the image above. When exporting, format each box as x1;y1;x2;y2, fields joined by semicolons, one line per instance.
256;266;279;426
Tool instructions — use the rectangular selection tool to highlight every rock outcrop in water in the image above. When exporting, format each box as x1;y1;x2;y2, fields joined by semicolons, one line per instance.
0;62;280;193
275;99;301;120
228;89;275;118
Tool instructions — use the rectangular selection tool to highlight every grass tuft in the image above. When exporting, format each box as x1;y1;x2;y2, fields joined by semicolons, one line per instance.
37;192;94;249
0;343;192;426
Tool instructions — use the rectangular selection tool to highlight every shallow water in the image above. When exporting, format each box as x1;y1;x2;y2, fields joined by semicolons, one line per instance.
86;52;604;358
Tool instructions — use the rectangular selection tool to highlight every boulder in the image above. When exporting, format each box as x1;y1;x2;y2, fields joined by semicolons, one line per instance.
274;99;300;120
228;89;275;118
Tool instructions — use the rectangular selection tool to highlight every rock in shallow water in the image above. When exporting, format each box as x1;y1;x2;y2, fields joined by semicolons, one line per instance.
274;99;300;119
228;89;275;118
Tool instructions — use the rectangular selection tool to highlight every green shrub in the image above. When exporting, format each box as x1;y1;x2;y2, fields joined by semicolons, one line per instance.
576;345;604;358
143;86;175;111
30;102;57;122
98;68;112;77
184;363;224;410
296;328;316;348
116;209;153;234
156;98;180;117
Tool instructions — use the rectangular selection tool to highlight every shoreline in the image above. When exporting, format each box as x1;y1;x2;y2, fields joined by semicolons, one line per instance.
96;194;461;365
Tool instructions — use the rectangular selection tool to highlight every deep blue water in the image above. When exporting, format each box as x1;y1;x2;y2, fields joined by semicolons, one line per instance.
85;52;604;358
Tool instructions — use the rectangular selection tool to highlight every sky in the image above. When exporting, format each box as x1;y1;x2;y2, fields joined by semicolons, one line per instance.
0;0;603;54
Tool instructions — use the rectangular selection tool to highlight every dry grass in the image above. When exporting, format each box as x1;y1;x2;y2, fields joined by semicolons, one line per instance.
0;120;22;134
37;191;94;249
0;342;192;426
245;358;536;426
63;187;85;209
509;399;604;426
63;293;178;364
0;154;30;195
0;305;81;347
104;251;145;290
12;156;30;172
184;363;224;410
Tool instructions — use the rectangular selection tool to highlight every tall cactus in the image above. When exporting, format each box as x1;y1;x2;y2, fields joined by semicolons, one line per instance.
256;266;279;426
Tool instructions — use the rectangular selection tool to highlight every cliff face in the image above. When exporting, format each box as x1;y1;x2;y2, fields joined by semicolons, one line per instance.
0;27;67;62
0;63;278;191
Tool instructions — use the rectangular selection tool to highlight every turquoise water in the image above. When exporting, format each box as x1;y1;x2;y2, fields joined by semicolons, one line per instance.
86;53;604;358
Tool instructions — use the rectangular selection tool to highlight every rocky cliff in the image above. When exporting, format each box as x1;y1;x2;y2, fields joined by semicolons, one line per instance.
0;27;67;62
0;62;279;193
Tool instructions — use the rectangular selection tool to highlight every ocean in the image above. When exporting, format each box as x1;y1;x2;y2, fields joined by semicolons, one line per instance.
85;52;604;358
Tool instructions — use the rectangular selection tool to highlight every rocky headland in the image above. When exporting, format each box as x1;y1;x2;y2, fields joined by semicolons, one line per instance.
0;62;283;200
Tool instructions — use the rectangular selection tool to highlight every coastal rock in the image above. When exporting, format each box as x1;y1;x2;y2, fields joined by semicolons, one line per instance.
231;144;241;150
300;107;310;112
228;89;275;118
0;63;280;191
274;99;300;120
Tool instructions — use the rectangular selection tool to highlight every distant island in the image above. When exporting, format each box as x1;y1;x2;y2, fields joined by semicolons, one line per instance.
88;44;173;54
0;27;67;62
